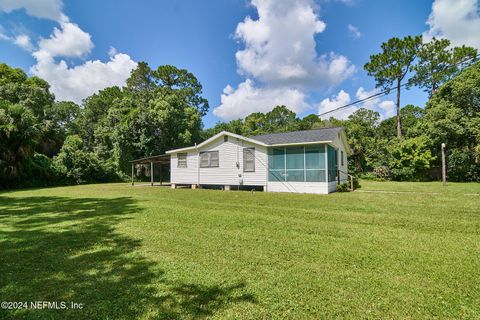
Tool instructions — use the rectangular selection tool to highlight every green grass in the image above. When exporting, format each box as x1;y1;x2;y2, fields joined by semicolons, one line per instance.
1;181;479;319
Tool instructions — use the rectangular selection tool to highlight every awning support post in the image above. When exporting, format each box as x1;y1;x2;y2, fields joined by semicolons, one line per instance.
131;163;134;186
150;161;154;186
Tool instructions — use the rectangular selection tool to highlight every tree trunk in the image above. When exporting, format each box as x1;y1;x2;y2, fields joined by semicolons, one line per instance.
396;78;402;138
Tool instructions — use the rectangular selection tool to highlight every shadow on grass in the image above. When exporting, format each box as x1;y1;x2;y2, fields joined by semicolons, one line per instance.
0;196;256;319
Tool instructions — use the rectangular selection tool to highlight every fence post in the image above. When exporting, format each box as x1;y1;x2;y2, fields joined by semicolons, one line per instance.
350;175;354;192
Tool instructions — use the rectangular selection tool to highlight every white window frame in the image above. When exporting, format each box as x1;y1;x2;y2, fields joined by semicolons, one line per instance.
177;153;187;168
199;151;219;168
243;148;255;172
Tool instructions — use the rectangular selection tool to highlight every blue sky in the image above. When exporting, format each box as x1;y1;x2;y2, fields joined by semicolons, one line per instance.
1;0;479;127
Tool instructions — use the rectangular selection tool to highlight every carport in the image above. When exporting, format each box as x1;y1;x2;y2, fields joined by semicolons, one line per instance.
130;154;170;186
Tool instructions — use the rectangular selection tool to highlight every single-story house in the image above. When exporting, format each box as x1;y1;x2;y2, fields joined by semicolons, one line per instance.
166;127;351;194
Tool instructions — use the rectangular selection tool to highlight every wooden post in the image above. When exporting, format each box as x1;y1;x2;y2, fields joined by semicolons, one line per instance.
350;175;354;192
441;143;446;186
131;163;134;186
150;161;154;186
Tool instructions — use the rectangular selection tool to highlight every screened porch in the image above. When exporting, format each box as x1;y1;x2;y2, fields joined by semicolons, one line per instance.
267;144;337;183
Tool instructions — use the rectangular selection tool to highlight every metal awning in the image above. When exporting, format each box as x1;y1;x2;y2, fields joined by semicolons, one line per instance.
130;154;170;164
130;154;170;186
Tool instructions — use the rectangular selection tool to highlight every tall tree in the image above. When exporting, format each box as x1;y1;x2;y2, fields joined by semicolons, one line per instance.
364;35;422;138
410;38;477;96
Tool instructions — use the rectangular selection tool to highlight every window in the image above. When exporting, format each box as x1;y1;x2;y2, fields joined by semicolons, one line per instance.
200;151;219;168
341;151;344;166
243;148;255;172
268;145;326;182
224;135;228;142
177;153;187;168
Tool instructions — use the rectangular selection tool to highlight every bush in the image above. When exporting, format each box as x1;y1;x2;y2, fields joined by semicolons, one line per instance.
337;182;350;192
373;166;391;180
54;135;121;184
447;149;480;182
22;153;63;187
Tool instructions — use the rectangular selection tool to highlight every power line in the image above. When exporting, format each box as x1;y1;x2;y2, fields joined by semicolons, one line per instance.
318;52;480;118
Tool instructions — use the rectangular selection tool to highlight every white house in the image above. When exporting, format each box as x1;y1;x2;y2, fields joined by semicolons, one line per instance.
166;127;351;194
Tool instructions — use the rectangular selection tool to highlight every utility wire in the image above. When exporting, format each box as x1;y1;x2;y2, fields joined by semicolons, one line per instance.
318;52;480;118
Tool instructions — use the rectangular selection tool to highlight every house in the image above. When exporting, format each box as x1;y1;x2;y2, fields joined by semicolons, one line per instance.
166;127;351;194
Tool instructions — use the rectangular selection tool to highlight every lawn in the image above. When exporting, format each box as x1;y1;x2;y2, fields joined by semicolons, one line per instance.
1;181;479;319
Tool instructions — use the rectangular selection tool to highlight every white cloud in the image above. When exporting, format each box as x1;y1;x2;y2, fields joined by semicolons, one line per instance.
318;87;396;120
424;0;480;49
30;21;136;103
318;90;353;120
378;100;395;118
36;22;93;59
214;79;309;120
31;52;136;103
1;0;138;103
0;0;66;22
214;0;355;120
234;0;354;89
347;24;361;39
13;34;33;51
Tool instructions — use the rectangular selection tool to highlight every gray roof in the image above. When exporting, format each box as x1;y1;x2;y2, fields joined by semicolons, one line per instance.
250;127;343;145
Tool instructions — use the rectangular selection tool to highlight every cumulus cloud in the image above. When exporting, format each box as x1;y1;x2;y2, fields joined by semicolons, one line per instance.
318;90;354;120
319;87;396;120
31;52;136;103
36;22;93;58
13;34;33;51
214;0;355;120
0;0;66;22
234;0;353;88
424;0;480;49
1;0;137;103
214;79;309;120
347;24;361;39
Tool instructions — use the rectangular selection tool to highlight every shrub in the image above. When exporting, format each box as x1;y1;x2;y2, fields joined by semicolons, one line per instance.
54;135;120;184
337;182;350;192
447;149;480;182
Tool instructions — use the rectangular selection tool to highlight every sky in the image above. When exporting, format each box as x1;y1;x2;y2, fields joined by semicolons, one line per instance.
1;0;479;128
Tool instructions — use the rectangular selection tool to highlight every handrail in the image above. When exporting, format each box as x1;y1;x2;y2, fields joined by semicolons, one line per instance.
337;169;355;191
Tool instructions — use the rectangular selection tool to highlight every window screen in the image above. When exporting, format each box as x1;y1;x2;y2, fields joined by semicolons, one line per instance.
177;153;187;168
268;145;327;182
200;151;219;168
243;148;255;172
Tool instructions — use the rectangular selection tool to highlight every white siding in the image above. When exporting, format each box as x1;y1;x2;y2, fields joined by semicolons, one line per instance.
170;151;199;184
170;134;267;186
267;182;330;194
331;132;349;184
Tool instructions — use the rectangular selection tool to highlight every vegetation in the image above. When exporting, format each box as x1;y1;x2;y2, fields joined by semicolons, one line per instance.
364;35;422;138
1;182;479;319
1;34;479;188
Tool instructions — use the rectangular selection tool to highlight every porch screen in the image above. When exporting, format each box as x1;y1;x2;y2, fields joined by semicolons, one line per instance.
327;145;337;182
268;145;326;182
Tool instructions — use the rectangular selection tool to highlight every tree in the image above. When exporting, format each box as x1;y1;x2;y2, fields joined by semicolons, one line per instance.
421;61;480;181
377;105;424;139
364;35;422;138
387;136;435;181
344;108;381;172
410;38;477;96
264;105;299;132
0;102;40;186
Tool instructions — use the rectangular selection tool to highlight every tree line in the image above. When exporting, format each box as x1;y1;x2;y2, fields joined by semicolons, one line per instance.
1;35;479;188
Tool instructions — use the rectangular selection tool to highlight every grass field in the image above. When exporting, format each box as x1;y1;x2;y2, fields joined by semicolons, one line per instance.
1;181;479;319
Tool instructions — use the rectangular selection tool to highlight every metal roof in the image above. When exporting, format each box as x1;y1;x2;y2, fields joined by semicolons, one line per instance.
250;127;343;145
130;154;170;164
